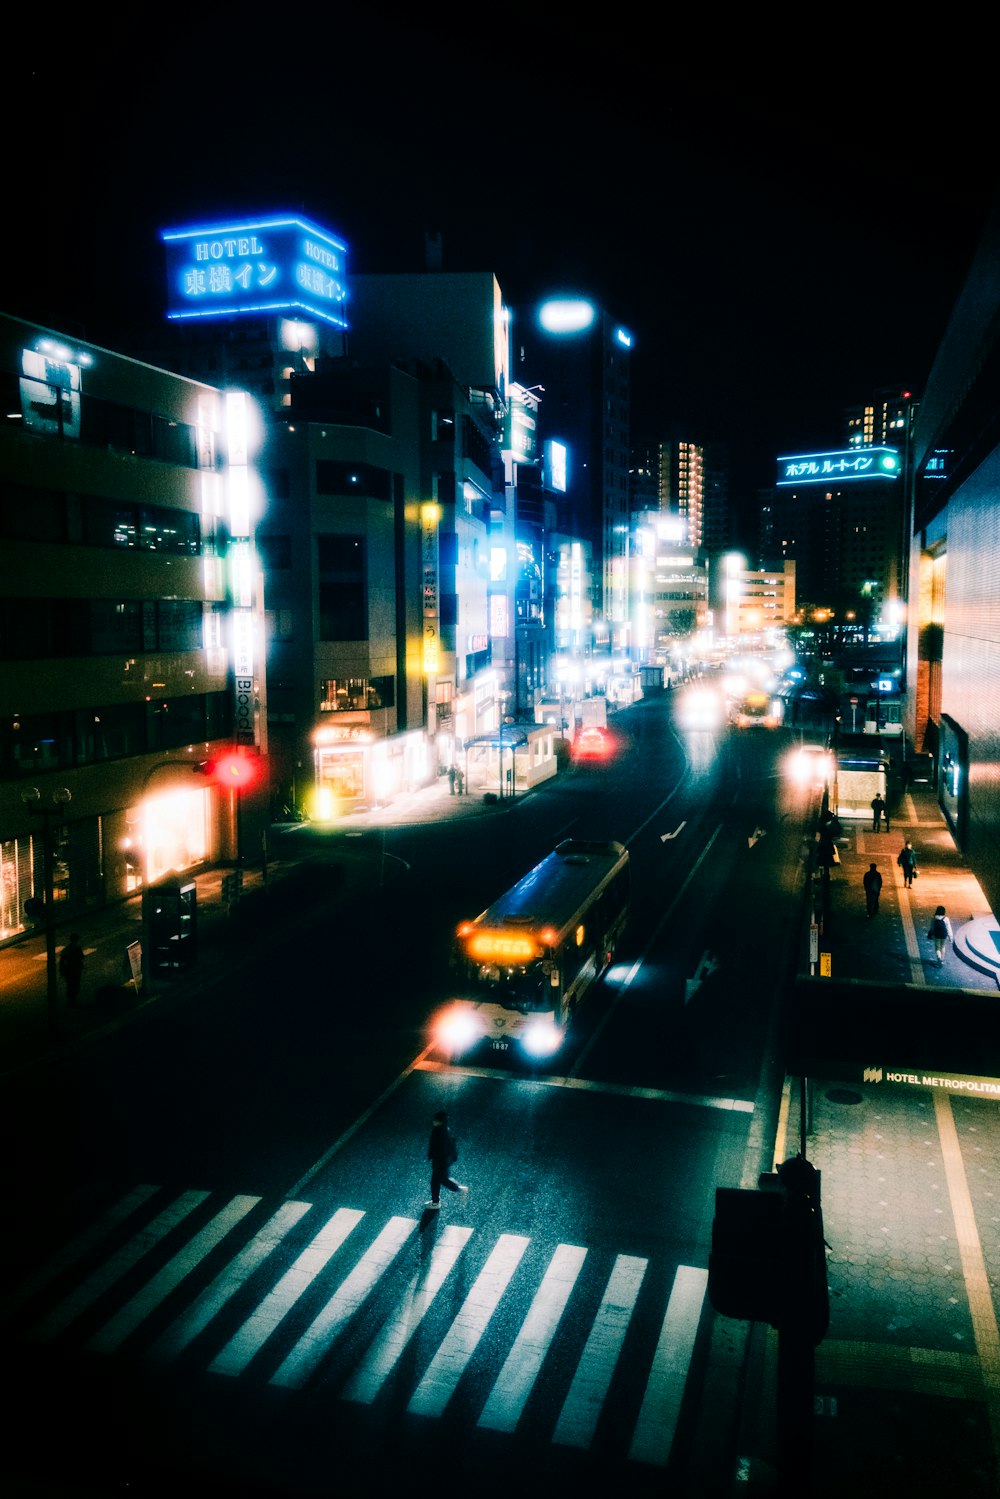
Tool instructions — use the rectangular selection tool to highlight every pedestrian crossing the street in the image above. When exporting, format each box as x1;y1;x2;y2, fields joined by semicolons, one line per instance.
2;1184;709;1471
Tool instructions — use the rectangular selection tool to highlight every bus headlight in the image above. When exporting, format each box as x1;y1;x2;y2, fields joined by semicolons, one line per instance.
521;1019;563;1058
436;1006;482;1054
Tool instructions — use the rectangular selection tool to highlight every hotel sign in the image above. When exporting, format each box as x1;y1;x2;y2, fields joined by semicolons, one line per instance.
777;447;900;486
162;214;349;327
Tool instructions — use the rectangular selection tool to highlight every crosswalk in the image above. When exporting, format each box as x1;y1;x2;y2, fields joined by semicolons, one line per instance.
2;1184;708;1470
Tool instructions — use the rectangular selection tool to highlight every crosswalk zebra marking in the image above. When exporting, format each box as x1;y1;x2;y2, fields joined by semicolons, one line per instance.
270;1215;418;1389
478;1242;588;1433
10;1186;709;1468
25;1188;211;1344
0;1183;160;1328
552;1253;647;1449
629;1263;708;1466
209;1207;364;1377
149;1200;314;1362
86;1195;261;1354
341;1223;474;1405
407;1233;530;1418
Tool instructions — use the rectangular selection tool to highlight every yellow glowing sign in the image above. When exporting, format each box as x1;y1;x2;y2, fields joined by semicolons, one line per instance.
467;930;537;963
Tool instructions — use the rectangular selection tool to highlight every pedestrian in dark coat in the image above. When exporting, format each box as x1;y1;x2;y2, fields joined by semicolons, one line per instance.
871;793;887;832
863;863;883;918
427;1110;468;1209
59;934;85;1006
896;841;918;889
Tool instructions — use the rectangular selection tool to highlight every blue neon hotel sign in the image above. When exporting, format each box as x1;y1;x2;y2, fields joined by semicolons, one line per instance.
777;447;900;486
162;214;349;327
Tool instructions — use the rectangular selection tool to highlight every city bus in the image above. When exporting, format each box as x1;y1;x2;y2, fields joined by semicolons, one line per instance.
435;839;630;1060
729;689;783;728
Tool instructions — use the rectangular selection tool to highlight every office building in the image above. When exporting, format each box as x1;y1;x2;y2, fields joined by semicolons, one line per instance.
0;311;265;944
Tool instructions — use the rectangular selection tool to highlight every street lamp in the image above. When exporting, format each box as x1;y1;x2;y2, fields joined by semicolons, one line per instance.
21;786;72;1035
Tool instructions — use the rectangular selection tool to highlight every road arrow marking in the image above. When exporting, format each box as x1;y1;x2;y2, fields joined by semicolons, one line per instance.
685;950;719;1004
660;822;687;843
747;825;767;849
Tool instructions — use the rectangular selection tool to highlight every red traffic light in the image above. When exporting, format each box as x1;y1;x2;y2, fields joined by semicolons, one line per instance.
197;753;258;789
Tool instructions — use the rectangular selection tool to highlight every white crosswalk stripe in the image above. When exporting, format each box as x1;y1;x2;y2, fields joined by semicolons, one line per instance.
552;1253;647;1449
25;1188;210;1344
87;1194;261;1354
270;1214;418;1389
209;1206;364;1377
408;1233;530;1417
7;1185;709;1468
149;1199;313;1361
478;1242;588;1432
341;1223;474;1404
629;1263;708;1465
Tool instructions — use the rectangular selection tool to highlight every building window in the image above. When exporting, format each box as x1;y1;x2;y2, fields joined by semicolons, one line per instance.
319;676;394;712
257;533;292;570
317;534;366;640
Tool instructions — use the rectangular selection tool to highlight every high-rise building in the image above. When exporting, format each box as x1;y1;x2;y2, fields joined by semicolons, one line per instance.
844;388;918;453
512;301;632;650
659;439;704;550
768;446;906;623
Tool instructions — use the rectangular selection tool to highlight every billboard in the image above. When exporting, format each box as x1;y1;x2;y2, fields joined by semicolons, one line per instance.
162;214;348;327
776;447;900;487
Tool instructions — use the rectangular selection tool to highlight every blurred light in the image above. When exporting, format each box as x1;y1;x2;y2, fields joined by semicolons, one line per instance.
538;299;595;334
521;1019;563;1057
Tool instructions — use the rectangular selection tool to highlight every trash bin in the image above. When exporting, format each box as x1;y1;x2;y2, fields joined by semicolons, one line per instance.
147;879;197;970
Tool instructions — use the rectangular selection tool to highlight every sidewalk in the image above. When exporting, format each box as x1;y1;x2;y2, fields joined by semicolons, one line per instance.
741;781;1000;1495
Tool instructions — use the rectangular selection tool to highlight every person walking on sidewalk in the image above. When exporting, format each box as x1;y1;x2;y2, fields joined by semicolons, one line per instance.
927;905;953;965
871;792;887;832
59;933;85;1006
426;1109;468;1209
863;862;883;919
896;840;918;889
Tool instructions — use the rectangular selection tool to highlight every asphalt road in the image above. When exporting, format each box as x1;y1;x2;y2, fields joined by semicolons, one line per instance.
0;697;809;1497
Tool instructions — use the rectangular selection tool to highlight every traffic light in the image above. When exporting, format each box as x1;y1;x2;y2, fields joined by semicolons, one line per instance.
708;1159;829;1344
196;752;258;789
708;1186;783;1325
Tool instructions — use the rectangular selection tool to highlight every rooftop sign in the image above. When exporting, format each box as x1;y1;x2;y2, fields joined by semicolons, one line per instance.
161;214;348;327
776;447;900;487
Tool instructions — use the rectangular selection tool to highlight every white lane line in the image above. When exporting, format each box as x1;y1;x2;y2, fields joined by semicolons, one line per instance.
0;1183;160;1327
148;1199;313;1361
209;1207;364;1377
415;1060;753;1114
25;1189;210;1343
270;1215;418;1389
552;1253;647;1448
87;1194;261;1353
341;1224;473;1405
629;1264;708;1466
408;1234;531;1418
478;1243;588;1432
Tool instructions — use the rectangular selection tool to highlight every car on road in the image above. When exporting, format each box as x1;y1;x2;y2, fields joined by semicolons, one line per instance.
573;726;611;760
789;742;834;787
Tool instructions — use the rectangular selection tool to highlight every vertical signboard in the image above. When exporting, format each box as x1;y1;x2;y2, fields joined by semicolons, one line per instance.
421;503;441;675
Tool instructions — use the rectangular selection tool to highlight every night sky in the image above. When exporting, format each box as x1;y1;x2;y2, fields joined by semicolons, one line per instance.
8;17;998;542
